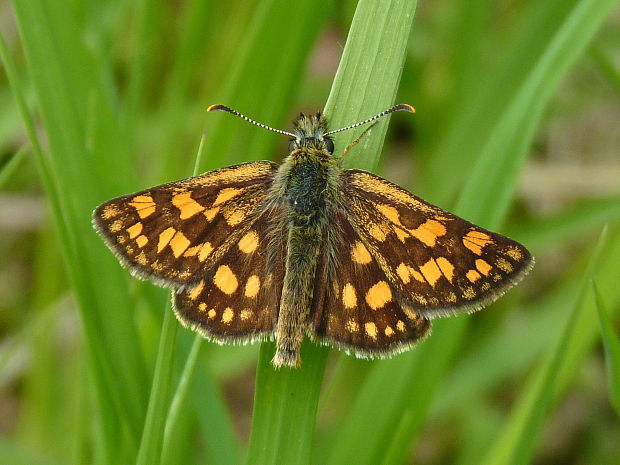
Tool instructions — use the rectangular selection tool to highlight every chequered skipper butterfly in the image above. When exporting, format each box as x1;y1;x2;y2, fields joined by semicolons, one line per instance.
93;104;533;368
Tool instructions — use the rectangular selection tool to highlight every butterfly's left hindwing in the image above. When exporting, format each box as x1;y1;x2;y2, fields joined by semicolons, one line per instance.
93;161;278;288
174;206;286;344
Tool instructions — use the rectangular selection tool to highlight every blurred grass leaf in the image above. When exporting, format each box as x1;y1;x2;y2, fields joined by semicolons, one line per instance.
480;228;607;465
594;282;620;417
8;2;148;460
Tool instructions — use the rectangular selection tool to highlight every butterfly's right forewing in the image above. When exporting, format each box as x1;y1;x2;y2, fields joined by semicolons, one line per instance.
342;170;533;318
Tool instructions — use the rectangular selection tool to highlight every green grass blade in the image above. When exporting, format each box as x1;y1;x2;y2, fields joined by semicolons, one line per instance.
594;281;620;417
480;228;608;465
136;303;178;465
198;0;331;172
246;343;329;465
424;0;619;209
161;136;241;465
9;0;149;459
247;1;418;464
507;195;620;250
0;145;28;188
189;347;241;465
589;45;620;93
1;20;123;463
324;0;418;169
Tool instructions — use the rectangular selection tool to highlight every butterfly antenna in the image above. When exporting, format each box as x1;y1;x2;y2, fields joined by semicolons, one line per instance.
324;104;415;136
208;104;296;138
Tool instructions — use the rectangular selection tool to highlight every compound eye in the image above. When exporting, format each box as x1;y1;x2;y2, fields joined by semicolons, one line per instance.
324;137;334;154
288;139;298;153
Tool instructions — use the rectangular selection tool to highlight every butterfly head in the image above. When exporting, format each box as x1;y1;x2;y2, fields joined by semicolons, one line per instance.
207;103;415;158
289;112;334;154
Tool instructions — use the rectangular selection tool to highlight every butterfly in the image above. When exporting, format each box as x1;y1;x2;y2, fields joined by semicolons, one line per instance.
92;103;533;368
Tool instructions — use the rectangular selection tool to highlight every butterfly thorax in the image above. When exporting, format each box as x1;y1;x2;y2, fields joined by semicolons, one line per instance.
284;150;330;226
273;113;338;227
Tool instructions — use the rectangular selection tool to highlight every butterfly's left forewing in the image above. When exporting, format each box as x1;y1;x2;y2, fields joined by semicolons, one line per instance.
93;161;278;288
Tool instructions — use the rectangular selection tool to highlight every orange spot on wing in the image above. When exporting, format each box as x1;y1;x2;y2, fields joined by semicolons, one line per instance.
238;230;259;254
364;322;378;339
213;187;243;206
409;219;447;247
128;195;156;219
475;259;492;276
135;235;148;248
352;241;373;264
393;226;409;242
204;206;220;221
222;307;234;324
435;257;455;283
223;207;247;226
157;227;176;253
198;242;214;262
462;230;493;255
188;281;205;300
172;191;205;219
127;222;143;239
342;283;357;309
466;269;482;283
214;265;238;295
169;231;191;258
505;246;524;261
419;259;442;287
368;223;388;242
396;263;410;284
345;319;359;333
365;281;392;310
375;203;402;226
245;275;260;298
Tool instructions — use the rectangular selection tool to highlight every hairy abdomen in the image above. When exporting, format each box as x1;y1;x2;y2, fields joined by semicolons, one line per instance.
272;155;329;367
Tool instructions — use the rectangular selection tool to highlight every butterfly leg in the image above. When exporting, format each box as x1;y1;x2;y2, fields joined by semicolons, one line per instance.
339;122;378;163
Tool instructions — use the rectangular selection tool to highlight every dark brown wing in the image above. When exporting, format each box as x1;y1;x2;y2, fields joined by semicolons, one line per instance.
173;206;286;343
341;170;533;319
310;208;431;357
92;161;278;288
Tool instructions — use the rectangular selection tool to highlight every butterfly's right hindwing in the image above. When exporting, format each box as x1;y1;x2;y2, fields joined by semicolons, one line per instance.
311;208;431;357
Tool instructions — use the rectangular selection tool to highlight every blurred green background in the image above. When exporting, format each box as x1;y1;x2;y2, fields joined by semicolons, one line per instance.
1;0;619;464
